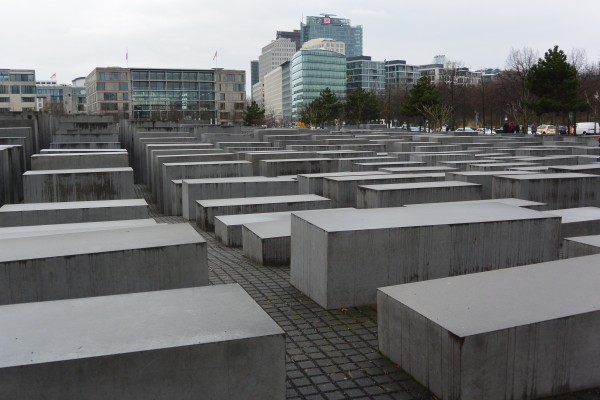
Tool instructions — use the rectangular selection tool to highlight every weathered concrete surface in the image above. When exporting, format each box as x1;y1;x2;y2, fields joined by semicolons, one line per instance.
244;151;319;175
197;194;331;231
0;199;149;227
297;171;388;196
405;198;546;210
31;152;129;170
323;173;446;208
0;218;158;239
0;284;285;399
182;177;298;220
563;235;600;258
23;167;135;203
242;218;292;265
378;254;600;400
445;170;532;199
492;173;600;210
357;181;482;208
49;142;122;149
544;207;600;238
0;145;24;205
549;164;600;175
259;158;335;177
0;223;207;305
290;203;560;309
215;211;293;247
351;161;425;172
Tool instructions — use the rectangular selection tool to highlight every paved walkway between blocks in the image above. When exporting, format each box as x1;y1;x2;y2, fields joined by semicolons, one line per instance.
135;184;600;400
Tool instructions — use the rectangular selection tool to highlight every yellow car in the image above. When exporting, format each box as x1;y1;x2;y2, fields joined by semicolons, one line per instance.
537;124;556;134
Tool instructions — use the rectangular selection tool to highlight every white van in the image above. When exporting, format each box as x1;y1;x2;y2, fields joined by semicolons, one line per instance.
576;122;600;135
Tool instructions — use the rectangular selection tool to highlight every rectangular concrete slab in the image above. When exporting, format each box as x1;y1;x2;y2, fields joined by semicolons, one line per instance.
23;167;135;203
290;203;560;309
297;171;389;196
445;170;532;199
182;177;298;220
242;218;292;265
357;181;482;208
0;219;158;239
196;194;331;231
563;235;600;258
0;284;285;400
215;211;294;247
0;223;208;305
405;198;546;210
0;199;149;227
544;207;600;238
378;255;600;400
492;173;600;210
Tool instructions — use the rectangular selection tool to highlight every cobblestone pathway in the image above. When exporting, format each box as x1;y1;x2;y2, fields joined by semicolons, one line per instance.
135;184;600;400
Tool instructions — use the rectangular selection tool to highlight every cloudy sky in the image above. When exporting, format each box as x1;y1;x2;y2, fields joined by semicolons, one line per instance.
5;0;599;84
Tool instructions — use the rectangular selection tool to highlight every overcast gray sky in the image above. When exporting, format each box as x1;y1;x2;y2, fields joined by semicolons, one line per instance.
4;0;600;84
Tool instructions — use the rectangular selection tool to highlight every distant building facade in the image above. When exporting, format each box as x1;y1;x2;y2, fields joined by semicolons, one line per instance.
384;60;421;87
85;67;131;118
302;38;346;55
36;79;86;115
300;15;363;58
85;67;244;123
346;56;384;92
418;64;482;86
264;67;284;123
250;60;259;87
276;30;301;51
0;69;36;112
290;49;346;120
258;38;297;83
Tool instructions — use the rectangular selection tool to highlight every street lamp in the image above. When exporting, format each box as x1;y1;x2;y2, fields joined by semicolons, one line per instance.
594;91;599;135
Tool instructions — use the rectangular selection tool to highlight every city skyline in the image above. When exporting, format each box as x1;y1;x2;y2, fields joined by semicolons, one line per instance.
4;0;600;84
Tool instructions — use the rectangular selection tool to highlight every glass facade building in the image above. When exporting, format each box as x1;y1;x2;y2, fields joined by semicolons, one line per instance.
0;69;36;112
384;60;421;87
346;56;384;92
131;69;215;121
300;15;363;58
290;49;346;120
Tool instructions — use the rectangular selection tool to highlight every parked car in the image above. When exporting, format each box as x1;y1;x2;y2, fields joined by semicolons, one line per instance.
576;122;600;135
537;124;556;135
455;127;476;132
477;128;494;135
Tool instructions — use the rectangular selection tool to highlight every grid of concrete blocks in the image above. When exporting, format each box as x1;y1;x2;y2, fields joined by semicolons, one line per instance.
1;117;600;399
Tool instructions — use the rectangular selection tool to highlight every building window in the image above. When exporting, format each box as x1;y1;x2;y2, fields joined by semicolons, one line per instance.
97;82;105;90
0;97;9;102
122;93;129;101
10;85;20;94
119;82;129;90
0;86;8;94
21;97;35;102
104;92;118;101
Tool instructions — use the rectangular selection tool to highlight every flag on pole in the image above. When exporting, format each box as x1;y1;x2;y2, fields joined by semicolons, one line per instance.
213;51;218;61
50;73;56;79
126;48;128;62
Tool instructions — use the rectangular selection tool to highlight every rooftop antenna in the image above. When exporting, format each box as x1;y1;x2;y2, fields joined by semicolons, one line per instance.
320;13;337;17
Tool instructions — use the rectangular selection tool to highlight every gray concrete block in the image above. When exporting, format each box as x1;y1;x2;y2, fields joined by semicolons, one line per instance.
0;145;24;205
196;194;331;232
49;142;122;149
445;170;532;199
378;255;600;400
242;218;291;265
466;162;539;171
544;207;600;238
0;199;149;227
351;161;425;172
182;177;298;220
297;171;389;196
0;219;158;239
357;181;482;208
244;151;319;175
563;235;600;258
0;284;285;400
549;164;600;175
323;173;445;208
258;158;335;177
492;173;600;210
405;198;546;210
23;168;135;203
215;211;293;247
0;223;208;305
378;166;457;174
31;152;129;170
290;203;560;308
161;161;253;214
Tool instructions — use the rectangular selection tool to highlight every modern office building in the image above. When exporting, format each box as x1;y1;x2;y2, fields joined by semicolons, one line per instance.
0;69;36;112
250;60;259;87
302;38;345;55
276;30;301;51
346;56;384;92
384;60;421;88
264;67;284;123
290;49;346;120
85;67;244;123
252;81;264;108
36;78;86;115
258;38;297;83
281;61;292;126
214;69;246;125
300;14;363;58
418;64;482;86
85;67;131;119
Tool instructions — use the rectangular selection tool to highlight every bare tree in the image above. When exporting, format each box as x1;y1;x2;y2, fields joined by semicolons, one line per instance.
419;104;453;132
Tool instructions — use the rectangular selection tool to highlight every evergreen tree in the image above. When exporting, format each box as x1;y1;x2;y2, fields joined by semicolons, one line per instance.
345;88;381;124
299;88;343;127
525;46;589;117
242;101;265;126
400;77;442;123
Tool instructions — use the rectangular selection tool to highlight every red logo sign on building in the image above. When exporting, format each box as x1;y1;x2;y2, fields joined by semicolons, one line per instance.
323;17;331;24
